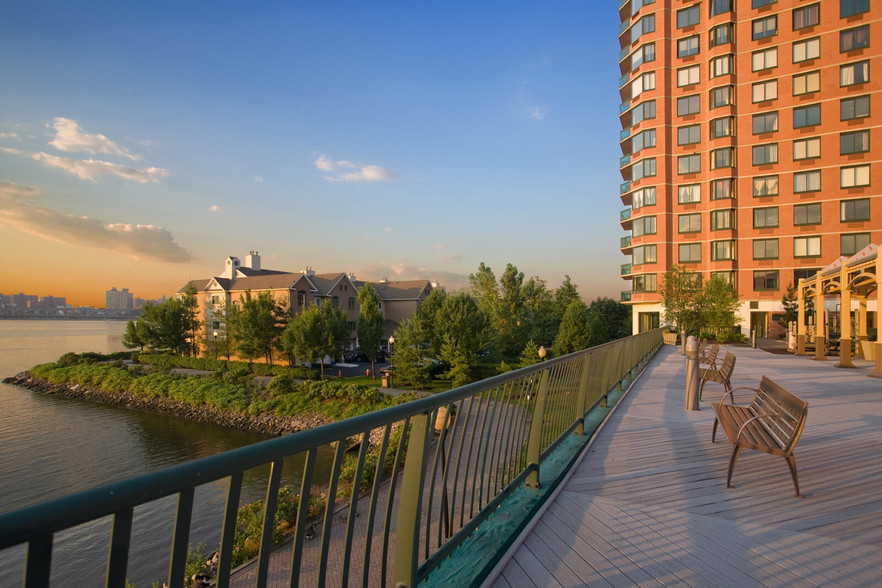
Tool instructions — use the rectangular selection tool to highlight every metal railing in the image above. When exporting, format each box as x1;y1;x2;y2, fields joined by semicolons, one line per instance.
0;330;663;588
621;235;632;249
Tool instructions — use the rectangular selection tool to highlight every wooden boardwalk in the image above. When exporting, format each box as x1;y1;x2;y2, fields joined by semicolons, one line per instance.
487;345;882;588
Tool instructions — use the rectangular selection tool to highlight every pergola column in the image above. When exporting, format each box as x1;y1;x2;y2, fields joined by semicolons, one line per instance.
813;286;826;361
837;265;855;368
871;254;882;378
855;296;868;359
796;279;807;355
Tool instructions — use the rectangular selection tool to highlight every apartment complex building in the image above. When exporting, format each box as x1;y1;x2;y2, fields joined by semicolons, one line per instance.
618;0;880;336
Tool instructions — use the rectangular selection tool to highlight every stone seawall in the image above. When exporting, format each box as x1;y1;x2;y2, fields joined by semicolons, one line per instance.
3;371;332;436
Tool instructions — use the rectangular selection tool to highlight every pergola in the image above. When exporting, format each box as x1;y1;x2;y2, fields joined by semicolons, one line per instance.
796;243;881;377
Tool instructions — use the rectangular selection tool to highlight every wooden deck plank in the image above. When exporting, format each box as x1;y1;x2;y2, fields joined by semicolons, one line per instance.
486;346;882;588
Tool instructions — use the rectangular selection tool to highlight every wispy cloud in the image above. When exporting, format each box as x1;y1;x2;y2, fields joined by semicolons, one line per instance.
254;175;263;183
208;205;220;212
314;154;398;182
0;181;190;262
0;132;20;140
31;152;168;183
349;261;468;290
49;117;141;162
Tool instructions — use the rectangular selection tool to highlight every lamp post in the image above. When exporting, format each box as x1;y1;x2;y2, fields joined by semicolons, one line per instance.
213;331;218;360
538;345;547;361
388;335;395;364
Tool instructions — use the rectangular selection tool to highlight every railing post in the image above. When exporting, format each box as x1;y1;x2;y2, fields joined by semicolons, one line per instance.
393;412;432;587
525;370;550;488
574;355;592;435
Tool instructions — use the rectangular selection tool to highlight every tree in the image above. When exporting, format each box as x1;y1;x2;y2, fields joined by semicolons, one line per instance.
121;319;143;352
778;283;799;330
357;283;385;378
552;275;581;323
586;297;632;345
694;275;741;336
553;300;591;356
388;318;432;389
435;292;490;385
281;302;348;378
135;287;201;356
519;340;541;368
658;265;702;334
227;290;287;365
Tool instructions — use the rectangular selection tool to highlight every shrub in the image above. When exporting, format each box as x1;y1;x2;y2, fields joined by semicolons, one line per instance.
717;331;746;344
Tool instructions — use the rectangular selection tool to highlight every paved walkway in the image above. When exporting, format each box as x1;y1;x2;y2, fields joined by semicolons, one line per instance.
486;345;882;587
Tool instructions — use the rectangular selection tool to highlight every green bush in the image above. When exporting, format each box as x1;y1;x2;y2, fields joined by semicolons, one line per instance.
717;331;746;344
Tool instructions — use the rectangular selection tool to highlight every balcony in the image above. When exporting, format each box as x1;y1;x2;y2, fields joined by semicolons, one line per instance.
621;263;632;276
620;208;632;222
620;235;632;249
619;127;631;140
620;100;631;115
619;154;631;168
618;19;630;36
619;45;630;62
620;182;631;195
619;72;630;88
621;290;632;302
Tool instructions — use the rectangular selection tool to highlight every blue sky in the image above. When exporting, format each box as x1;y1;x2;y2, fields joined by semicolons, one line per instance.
0;1;625;306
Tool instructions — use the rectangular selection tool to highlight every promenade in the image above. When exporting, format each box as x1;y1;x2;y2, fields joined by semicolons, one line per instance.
487;344;882;587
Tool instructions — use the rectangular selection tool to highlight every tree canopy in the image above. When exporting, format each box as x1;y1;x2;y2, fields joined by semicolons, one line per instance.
357;282;385;377
281;302;348;378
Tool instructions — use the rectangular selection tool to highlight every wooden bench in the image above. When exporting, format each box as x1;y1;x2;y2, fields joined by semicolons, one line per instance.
711;376;809;497
700;342;720;368
698;350;734;401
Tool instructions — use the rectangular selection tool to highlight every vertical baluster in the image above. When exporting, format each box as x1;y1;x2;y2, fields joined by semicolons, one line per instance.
317;440;346;587
449;395;476;530
361;425;391;588
167;487;194;588
215;471;243;588
288;448;316;588
525;370;550;488
341;431;370;587
392;412;431;588
24;535;52;588
256;458;284;587
380;417;410;588
105;508;133;588
467;391;492;518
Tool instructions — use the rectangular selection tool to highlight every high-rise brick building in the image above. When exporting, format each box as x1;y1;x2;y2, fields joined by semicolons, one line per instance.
618;0;879;336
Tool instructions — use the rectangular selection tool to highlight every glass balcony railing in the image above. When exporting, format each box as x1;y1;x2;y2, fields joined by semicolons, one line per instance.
619;72;630;87
620;0;629;9
619;100;630;114
619;46;630;61
620;235;632;249
618;20;630;36
621;263;632;276
620;208;632;222
619;155;631;168
621;290;633;302
620;181;631;195
619;127;631;140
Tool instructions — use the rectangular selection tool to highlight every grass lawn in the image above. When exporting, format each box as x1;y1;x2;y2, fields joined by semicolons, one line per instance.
343;375;454;393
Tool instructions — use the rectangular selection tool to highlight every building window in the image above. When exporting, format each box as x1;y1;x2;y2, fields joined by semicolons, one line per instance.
752;80;778;103
793;137;821;160
709;23;733;47
632;215;657;236
633;99;657;124
752;111;778;134
677;94;701;116
712;240;736;261
841;198;871;222
752;143;778;165
677;5;700;28
710;0;732;17
794;203;821;226
331;296;339;308
679;243;702;263
712;147;735;169
753;0;777;7
842;233;871;256
841;25;869;52
841;130;870;154
841;61;869;86
711;209;736;230
297;290;306;305
711;178;735;200
793;71;820;95
633;244;657;265
631;43;656;70
793;4;820;30
754;207;779;228
754;270;780;291
712;271;737;287
348;297;356;309
678;184;701;204
678;154;701;174
711;116;735;139
631;71;656;99
632;129;656;154
841;0;870;18
841;165;870;188
753;15;777;40
793;37;820;63
752;48;777;71
677;65;700;87
710;54;733;78
710;85;734;108
631;14;656;44
678;213;702;233
632;158;656;181
755;238;779;263
633;274;657;293
678;36;700;58
678;124;701;146
794;268;819;282
632;186;656;209
841;95;870;120
793;104;820;128
794;170;821;193
754;175;779;197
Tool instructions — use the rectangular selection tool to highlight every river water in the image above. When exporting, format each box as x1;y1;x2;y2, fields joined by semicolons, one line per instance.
0;320;331;587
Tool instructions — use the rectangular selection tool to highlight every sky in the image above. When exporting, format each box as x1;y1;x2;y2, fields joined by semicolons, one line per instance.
0;1;626;307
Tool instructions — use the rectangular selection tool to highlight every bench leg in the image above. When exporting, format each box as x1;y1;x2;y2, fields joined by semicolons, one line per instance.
724;382;733;403
698;378;707;401
785;455;803;498
726;445;742;488
712;418;719;443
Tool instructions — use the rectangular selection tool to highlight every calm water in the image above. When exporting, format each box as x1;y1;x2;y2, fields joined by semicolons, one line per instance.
0;320;331;587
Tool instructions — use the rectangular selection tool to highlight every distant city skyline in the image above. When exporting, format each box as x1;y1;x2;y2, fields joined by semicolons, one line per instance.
0;2;625;307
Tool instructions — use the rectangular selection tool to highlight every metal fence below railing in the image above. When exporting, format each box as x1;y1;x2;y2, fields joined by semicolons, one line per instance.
0;329;663;588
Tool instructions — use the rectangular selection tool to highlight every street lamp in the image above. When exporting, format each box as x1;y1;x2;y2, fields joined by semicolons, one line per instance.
388;335;395;355
538;345;547;361
213;331;219;360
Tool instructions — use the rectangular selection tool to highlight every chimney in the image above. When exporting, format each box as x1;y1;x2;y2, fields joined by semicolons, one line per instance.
244;250;261;271
302;266;315;277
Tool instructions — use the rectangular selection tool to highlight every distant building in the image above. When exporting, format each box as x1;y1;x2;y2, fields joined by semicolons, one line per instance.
181;251;440;351
106;287;134;310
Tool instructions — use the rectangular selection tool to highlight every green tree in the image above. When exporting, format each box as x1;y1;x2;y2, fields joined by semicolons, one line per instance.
227;290;287;364
282;302;348;378
435;292;489;385
520;276;557;350
388;318;431;389
694;276;741;336
586;297;632;345
552;275;581;323
135;286;201;356
778;283;799;330
553;300;591;356
519;340;541;368
658;265;701;334
121;319;143;352
357;283;386;378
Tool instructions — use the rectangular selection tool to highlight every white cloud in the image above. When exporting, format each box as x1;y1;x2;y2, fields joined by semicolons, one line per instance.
314;154;398;182
0;132;20;140
1;147;24;155
254;175;263;183
384;227;393;232
0;181;190;262
208;205;220;212
31;152;168;183
348;261;469;291
49;117;141;162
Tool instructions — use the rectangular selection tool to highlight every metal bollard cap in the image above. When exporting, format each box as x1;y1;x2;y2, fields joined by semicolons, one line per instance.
685;336;698;358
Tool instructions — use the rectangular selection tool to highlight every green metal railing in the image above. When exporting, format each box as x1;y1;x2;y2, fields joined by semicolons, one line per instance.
0;330;662;588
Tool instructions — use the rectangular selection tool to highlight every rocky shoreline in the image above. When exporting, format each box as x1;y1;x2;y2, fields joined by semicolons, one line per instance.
2;371;333;436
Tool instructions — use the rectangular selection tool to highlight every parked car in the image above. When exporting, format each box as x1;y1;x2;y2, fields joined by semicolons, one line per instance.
343;351;370;363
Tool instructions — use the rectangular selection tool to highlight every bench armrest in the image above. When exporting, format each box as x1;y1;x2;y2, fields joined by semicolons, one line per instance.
735;412;798;442
719;386;758;405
